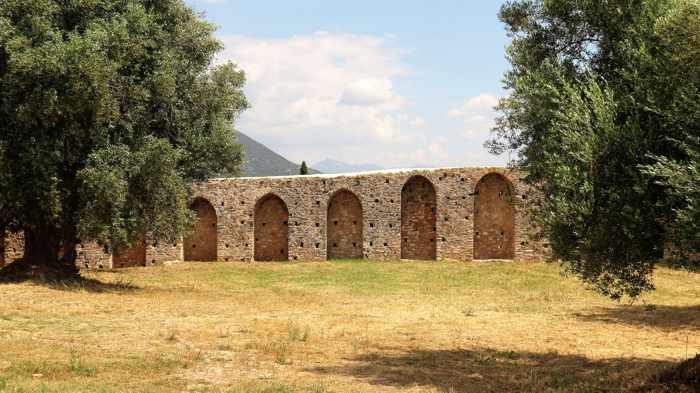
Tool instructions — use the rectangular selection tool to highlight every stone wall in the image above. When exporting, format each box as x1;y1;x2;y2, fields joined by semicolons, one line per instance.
2;235;180;270
184;198;218;261
187;167;544;263
327;190;363;259
401;175;437;260
1;232;24;267
75;241;112;269
254;194;289;261
113;240;146;269
1;167;546;268
474;173;516;259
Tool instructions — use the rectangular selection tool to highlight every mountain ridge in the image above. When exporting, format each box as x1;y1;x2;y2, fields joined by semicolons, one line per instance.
237;132;319;177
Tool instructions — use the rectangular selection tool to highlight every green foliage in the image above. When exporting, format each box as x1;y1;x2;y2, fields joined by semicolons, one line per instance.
643;138;700;269
77;136;192;251
299;161;309;175
0;0;248;257
490;0;700;298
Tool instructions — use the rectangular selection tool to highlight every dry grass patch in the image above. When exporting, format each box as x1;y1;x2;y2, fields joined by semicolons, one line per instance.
0;260;698;392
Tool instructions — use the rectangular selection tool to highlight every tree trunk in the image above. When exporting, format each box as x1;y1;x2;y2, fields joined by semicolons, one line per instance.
22;225;79;278
0;231;5;268
23;226;58;265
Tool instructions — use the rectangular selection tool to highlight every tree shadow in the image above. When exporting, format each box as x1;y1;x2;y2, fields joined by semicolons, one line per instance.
42;275;141;293
0;274;141;294
575;305;700;332
657;259;700;273
0;259;140;293
307;346;675;392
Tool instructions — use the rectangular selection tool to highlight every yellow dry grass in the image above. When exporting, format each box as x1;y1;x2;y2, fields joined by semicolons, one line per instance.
0;260;698;392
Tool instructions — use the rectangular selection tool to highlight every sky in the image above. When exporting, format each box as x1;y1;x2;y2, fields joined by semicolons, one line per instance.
185;0;513;168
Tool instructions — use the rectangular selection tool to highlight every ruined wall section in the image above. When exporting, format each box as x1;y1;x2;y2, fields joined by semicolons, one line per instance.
75;241;112;270
2;232;24;265
1;234;180;270
77;238;180;270
113;240;146;269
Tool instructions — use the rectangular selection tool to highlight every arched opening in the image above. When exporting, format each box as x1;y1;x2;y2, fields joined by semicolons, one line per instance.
254;194;289;261
473;173;515;260
184;198;218;261
327;189;363;259
401;175;437;260
113;238;147;268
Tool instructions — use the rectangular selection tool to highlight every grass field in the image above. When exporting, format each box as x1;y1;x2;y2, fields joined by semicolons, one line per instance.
0;260;698;392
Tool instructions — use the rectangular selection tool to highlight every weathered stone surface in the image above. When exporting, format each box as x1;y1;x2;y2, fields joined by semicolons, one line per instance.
401;175;437;260
254;194;289;261
75;241;112;269
2;232;24;266
184;198;218;261
187;167;544;263
474;173;515;260
113;239;146;268
327;189;363;259
1;167;546;268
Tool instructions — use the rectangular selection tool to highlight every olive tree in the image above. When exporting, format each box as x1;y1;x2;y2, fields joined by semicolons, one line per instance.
0;0;247;277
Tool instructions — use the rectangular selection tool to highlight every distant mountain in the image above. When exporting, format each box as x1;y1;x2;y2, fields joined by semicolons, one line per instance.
313;158;383;174
237;132;319;177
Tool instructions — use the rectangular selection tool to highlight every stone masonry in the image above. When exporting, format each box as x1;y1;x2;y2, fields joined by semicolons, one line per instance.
401;175;438;260
1;167;545;268
184;198;218;261
187;167;544;263
327;190;363;259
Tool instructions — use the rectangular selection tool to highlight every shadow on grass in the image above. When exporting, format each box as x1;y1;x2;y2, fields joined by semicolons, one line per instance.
43;275;140;293
657;259;700;273
576;305;700;332
307;347;674;393
0;260;140;293
0;274;140;294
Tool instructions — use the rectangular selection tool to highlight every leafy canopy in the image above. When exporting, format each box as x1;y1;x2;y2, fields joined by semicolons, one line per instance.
0;0;248;255
491;0;700;298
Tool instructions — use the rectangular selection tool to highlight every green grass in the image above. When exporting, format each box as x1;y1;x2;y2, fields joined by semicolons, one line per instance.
0;260;697;392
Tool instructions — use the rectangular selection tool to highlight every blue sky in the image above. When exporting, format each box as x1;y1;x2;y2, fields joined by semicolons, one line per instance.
186;0;512;168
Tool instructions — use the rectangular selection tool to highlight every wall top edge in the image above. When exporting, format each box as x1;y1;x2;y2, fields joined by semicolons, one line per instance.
205;166;515;183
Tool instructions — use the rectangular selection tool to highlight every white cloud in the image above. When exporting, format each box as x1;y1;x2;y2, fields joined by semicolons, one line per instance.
448;93;500;137
408;116;426;128
339;78;397;106
215;32;505;168
372;136;451;168
448;93;499;117
217;32;410;146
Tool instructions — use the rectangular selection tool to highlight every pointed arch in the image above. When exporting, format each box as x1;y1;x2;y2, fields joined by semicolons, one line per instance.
254;193;289;261
401;175;437;260
473;173;515;260
184;198;218;261
327;189;363;259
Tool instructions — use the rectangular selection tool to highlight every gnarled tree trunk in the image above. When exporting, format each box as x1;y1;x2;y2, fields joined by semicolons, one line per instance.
0;225;79;281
